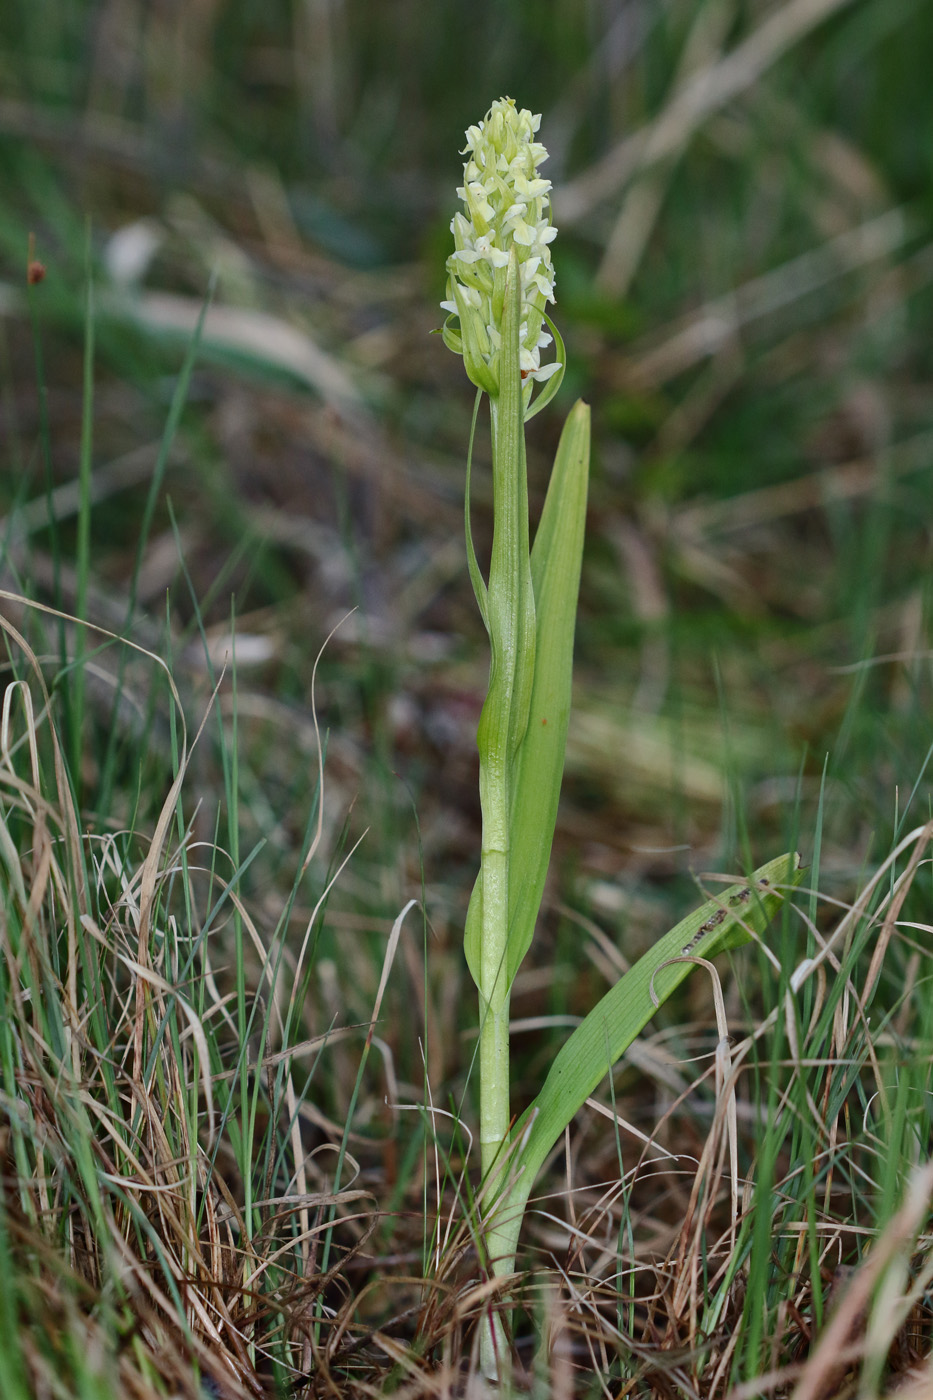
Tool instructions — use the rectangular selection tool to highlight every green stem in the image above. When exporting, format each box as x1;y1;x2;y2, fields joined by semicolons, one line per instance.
478;813;510;1186
477;828;511;1376
478;391;524;1252
474;251;535;1382
477;827;512;1381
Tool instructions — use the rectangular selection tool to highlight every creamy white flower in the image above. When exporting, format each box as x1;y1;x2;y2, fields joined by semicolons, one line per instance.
442;96;560;394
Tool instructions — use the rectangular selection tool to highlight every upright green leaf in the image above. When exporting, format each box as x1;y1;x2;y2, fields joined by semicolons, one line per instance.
464;400;590;987
506;399;590;982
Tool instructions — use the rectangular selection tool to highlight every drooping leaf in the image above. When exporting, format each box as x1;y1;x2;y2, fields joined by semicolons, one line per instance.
492;852;804;1252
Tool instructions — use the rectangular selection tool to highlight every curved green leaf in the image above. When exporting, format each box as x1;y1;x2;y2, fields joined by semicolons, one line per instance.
464;387;489;632
492;852;804;1259
523;310;566;422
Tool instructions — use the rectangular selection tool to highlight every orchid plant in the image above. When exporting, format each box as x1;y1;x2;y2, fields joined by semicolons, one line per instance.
441;98;802;1385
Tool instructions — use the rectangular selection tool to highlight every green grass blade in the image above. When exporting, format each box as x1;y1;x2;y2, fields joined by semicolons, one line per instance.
127;276;214;626
72;222;94;790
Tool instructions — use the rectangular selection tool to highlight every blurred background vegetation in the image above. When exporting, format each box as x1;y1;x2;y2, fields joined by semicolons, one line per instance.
1;0;932;1143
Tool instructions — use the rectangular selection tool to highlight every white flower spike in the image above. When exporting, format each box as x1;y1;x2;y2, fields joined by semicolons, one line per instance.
442;97;561;399
442;98;590;1390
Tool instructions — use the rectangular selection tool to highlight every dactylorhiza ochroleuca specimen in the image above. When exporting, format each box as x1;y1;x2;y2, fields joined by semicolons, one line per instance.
441;97;561;406
438;96;802;1394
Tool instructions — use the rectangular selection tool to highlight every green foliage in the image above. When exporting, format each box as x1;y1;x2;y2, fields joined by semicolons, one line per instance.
464;397;590;990
511;852;804;1195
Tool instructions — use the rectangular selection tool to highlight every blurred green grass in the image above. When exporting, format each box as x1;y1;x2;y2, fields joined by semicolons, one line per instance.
0;0;930;1030
1;0;931;1039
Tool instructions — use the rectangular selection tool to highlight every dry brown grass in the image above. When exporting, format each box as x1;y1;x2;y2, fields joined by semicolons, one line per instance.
1;598;930;1396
